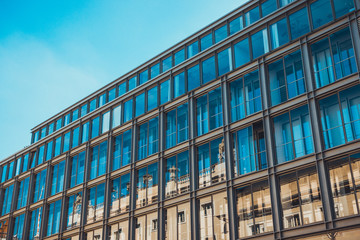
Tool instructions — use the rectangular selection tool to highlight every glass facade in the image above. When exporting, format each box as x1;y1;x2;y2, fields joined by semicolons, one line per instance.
47;200;62;236
110;173;131;216
70;151;85;188
138;117;159;160
51;160;65;195
87;183;105;223
113;129;132;170
166;103;189;149
136;163;158;208
165;151;189;198
90;141;108;180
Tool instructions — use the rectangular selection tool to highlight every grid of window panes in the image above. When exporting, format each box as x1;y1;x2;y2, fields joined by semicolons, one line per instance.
0;1;359;239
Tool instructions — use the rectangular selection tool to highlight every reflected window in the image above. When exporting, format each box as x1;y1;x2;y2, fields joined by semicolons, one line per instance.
160;80;171;105
199;192;229;239
13;214;25;239
165;151;190;198
81;104;88;117
173;72;185;98
234;38;250;68
319;85;360;149
67;193;82;229
328;154;360;218
135;93;145;117
270;18;289;50
187;41;199;58
198;137;226;188
147;86;158;111
56;118;62;131
123;99;133;123
54;136;62;157
187;64;200;91
280;0;294;7
16;177;29;210
110;221;129;240
70;151;85;188
202;56;216;84
236;181;273;237
72;109;79;121
112;105;122;128
135;212;158;240
230;70;261;122
138;117;159;160
113;129;132;171
29;207;42;240
233;123;267;176
274;105;313;163
51;160;65;195
217;47;233;76
48;123;54;135
230;16;243;35
33;169;47;203
268;50;305;106
110;173;131;216
87;183;105;224
201;33;213;51
81;122;89;143
99;93;107;107
310;0;333;29
1;165;7;183
280;167;323;229
109;87;116;102
91;117;100;139
215;25;228;43
165;203;191;239
86;229;103;240
289;7;310;40
118;82;126;96
63;132;70;152
47;200;62;236
251;28;269;59
196;87;223;136
101;111;110;134
244;6;260;26
166;103;189;149
22;154;29;173
1;184;13;215
90;141;107;180
45;141;53;161
136;163;158;208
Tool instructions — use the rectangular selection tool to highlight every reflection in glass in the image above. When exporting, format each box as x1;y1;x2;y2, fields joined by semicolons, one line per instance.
136;163;158;208
251;28;269;59
147;86;158;111
166;103;189;149
47;200;62;236
67;192;82;229
201;33;213;51
111;174;131;216
215;25;228;43
173;72;185;98
138;117;159;160
165;151;189;198
33;169;47;203
187;41;199;58
334;0;355;17
289;7;310;40
244;6;260;26
70;151;85;188
110;221;129;240
13;214;25;239
87;183;105;224
29;207;42;240
217;48;233;76
202;56;216;84
310;0;333;29
311;38;334;88
51;160;65;195
187;64;200;91
229;16;243;35
160;80;171;105
165;203;191;239
90;141;107;180
113;129;132;170
135;93;145;117
123;99;133;123
234;38;250;68
1;184;13;215
17;177;29;210
270;18;289;50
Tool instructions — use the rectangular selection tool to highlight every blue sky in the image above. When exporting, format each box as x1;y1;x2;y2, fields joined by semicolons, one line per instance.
0;0;247;160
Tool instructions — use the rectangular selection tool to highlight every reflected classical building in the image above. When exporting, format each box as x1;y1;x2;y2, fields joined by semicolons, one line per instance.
1;0;360;239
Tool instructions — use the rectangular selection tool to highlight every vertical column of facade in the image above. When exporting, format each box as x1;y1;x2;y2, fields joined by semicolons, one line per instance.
158;109;166;240
221;76;237;240
79;143;91;240
188;95;199;240
39;161;52;239
301;40;334;226
129;121;138;240
22;170;34;240
349;13;360;72
103;133;113;239
59;153;71;237
259;59;282;239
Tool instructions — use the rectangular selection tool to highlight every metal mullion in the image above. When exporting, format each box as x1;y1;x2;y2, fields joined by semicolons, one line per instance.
336;92;348;143
327;36;338;83
295;171;305;227
288;111;297;161
347;156;360;214
176;107;178;146
282;57;291;102
252;124;259;171
147;121;150;158
120;133;124;169
242;76;247;118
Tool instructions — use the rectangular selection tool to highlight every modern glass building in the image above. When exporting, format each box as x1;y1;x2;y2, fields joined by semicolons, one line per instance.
1;0;360;239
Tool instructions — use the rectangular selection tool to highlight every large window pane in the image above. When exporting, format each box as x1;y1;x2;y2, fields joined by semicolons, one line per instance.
173;72;185;98
16;177;29;209
89;141;107;180
261;0;277;17
187;41;199;58
87;183;105;223
33;169;47;203
139;69;148;85
138;117;159;160
217;47;233;76
101;111;110;134
162;56;172;73
123;99;133;123
147;86;158;111
310;0;333;29
113;129;132;170
251;28;269;59
91;117;100;139
136;163;158;208
174;49;185;66
165;151;189;198
128;76;137;91
110;173;131;216
289;7;310;40
51;160;65;195
13;214;25;239
330;27;357;79
200;33;213;51
202;56;216;84
1;185;14;215
112;105;121;128
29;207;42;240
166;103;188;149
234;38;250;68
270;18;289;50
160;79;171;105
67;192;82;229
165;203;191;239
187;64;200;91
214;25;228;43
340;85;360;142
135;93;145;117
244;6;260;26
47;200;62;236
333;0;355;18
229;16;243;35
70;151;85;188
150;63;160;79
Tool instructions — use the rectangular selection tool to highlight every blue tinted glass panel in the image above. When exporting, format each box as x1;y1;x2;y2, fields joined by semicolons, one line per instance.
63;132;70;152
244;70;262;115
81;104;88;117
123;99;133;123
269;59;287;106
285;50;305;99
122;130;132;166
274;112;293;163
22;154;29;173
197;95;209;136
135;93;145;117
138;122;148;161
234;127;256;174
70;151;85;188
174;49;185;66
251;28;269;59
187;41;199;58
334;0;355;18
2;185;13;215
1;165;7;183
311;38;335;88
99;93;107;107
209;88;223;131
291;105;313;158
261;0;277;17
101;111;110;133
245;6;260;26
54;136;61;157
148;117;159;156
215;25;228;43
72;127;79;148
46;141;53;161
166;110;176;149
108;88;116;102
90;98;97;112
118;82;127;96
56;118;62;131
38;145;45;164
339;85;360;142
128;76;137;91
230;16;243;35
13;214;25;239
279;0;294;7
40;127;46;139
217;48;233;76
319;95;346;149
200;33;213;51
311;0;333;29
178;104;188;143
289;7;310;40
91;117;100;139
112;105;121;128
139;69;148;85
187;64;200;91
151;63;160;79
234;38;250;68
202;56;216;84
173;72;185;98
270;18;289;50
162;56;172;73
147;86;158;111
160;80;171;105
330;27;357;79
72;109;79;121
81;122;89;143
48;123;54;134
